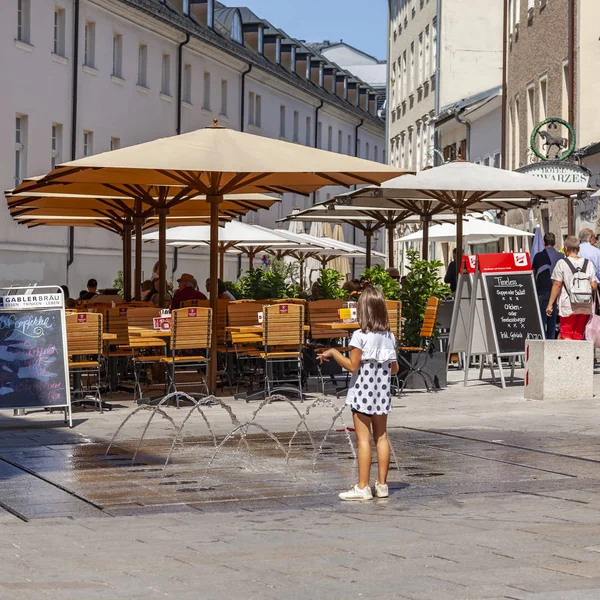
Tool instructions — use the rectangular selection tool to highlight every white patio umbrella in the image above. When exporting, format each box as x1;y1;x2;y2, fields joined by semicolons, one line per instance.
141;220;302;276
398;216;535;245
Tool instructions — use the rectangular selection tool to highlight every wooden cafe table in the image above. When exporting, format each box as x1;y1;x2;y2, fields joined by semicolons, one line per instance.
313;321;360;331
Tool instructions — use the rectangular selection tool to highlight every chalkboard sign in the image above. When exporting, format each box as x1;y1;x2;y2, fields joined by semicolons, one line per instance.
0;307;69;409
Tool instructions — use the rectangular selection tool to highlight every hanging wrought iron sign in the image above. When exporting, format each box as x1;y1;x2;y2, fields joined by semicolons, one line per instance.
530;117;576;162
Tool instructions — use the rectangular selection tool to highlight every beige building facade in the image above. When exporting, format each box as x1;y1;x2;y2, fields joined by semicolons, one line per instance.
504;0;600;239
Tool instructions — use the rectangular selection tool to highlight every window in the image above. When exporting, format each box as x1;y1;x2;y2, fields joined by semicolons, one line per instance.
161;54;171;95
293;111;299;142
138;44;148;87
539;76;548;121
483;155;491;167
84;22;95;68
528;0;534;11
203;71;211;109
255;94;261;127
337;130;342;153
562;60;569;123
51;123;62;169
279;105;286;138
291;46;296;73
248;92;255;126
526;84;535;147
183;64;192;104
183;0;190;14
220;79;228;116
17;0;31;44
400;133;406;168
317;121;323;148
409;42;414;93
493;152;501;168
424;25;430;79
207;0;214;28
112;34;123;78
258;26;264;55
231;11;243;44
327;126;333;151
14;115;27;186
365;142;370;160
421;121;428;167
275;38;282;64
508;104;514;169
418;33;423;85
416;122;421;169
347;134;352;155
306;116;311;145
83;130;93;157
402;51;407;98
515;0;521;27
53;7;66;56
432;18;437;72
408;129;413;169
110;137;120;151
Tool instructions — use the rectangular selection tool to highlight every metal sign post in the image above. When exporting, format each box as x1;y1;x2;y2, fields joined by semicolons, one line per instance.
0;285;72;427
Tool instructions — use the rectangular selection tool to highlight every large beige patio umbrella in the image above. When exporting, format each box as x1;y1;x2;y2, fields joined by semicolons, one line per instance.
333;162;590;264
9;124;406;392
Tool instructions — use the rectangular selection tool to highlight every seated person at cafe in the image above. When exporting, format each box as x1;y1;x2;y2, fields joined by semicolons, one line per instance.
78;278;99;301
140;279;153;301
149;278;173;306
171;273;207;309
205;278;236;300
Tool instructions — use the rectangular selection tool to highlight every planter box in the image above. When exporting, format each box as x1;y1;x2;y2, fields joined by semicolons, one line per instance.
399;350;447;390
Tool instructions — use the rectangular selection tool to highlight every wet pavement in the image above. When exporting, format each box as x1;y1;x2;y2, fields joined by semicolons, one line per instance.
2;370;600;598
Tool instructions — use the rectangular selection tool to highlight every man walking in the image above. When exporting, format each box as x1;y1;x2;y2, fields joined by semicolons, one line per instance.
532;233;562;339
578;228;600;281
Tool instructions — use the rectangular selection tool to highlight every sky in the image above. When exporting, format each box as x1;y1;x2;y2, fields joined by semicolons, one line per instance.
233;0;388;61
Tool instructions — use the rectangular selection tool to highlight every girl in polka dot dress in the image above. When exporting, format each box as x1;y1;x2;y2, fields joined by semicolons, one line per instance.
318;286;398;501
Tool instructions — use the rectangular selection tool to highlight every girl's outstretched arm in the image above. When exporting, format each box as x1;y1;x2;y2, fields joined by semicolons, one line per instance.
318;347;363;373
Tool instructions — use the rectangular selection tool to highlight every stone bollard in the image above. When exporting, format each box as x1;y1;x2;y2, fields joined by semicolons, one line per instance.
525;339;594;400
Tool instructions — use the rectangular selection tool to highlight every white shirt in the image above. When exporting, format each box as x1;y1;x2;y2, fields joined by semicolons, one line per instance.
551;256;596;317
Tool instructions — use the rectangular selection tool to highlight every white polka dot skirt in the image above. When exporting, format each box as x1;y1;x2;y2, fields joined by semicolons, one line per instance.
346;360;393;415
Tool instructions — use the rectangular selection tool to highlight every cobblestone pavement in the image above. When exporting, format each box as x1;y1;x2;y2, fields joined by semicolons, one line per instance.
1;370;600;599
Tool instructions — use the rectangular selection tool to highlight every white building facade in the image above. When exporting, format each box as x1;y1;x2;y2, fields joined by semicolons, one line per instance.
387;0;503;171
3;0;385;293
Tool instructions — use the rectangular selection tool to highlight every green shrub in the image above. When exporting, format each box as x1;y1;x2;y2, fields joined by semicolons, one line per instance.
399;250;452;347
360;265;400;300
311;268;347;300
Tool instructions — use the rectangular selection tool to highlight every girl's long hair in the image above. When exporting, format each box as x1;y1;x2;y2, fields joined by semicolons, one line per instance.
357;286;390;333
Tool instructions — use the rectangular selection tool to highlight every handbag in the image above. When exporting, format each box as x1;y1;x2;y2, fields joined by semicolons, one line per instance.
584;289;600;348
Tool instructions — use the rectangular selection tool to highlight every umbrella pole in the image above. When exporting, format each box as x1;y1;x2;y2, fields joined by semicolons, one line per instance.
134;216;143;300
422;215;430;261
158;207;168;308
208;196;221;396
248;251;255;271
219;248;225;281
387;222;395;269
456;207;464;267
365;231;372;269
122;220;132;302
299;258;305;291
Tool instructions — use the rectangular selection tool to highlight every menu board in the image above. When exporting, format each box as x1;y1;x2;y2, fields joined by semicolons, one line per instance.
0;308;69;409
483;272;543;355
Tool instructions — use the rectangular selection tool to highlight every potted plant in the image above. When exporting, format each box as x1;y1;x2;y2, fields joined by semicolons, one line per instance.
360;265;401;299
310;268;347;300
398;250;452;390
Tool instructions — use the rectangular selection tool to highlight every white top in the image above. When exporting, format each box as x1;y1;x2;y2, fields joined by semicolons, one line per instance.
346;330;397;416
551;256;596;317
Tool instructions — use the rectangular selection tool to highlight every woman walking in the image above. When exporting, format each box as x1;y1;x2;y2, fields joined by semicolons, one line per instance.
318;286;398;500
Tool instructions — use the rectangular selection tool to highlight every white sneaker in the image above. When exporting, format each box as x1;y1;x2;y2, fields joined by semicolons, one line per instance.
339;484;373;501
373;481;389;498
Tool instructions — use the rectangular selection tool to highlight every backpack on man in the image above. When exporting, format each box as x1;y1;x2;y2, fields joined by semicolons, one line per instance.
562;257;593;306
